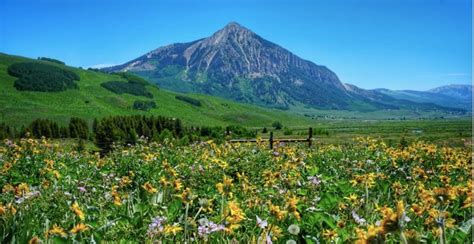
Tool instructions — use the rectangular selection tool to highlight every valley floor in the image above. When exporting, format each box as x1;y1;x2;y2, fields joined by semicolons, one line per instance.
254;118;472;147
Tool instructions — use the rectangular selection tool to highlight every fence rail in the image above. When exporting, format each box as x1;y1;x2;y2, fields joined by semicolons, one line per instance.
228;127;314;149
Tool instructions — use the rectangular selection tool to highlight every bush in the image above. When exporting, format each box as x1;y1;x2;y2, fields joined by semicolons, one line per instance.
272;121;283;130
133;100;157;111
8;62;79;92
37;57;65;65
283;127;292;135
113;72;152;86
101;81;153;98
175;95;202;107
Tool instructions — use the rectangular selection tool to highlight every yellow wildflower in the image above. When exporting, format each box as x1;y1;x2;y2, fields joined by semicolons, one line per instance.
163;224;182;235
48;224;67;238
120;176;132;186
344;194;359;205
216;182;224;194
1;162;12;173
142;182;158;193
269;204;287;221
159;177;170;187
111;186;122;206
7;203;16;215
173;179;183;191
2;184;14;193
410;203;424;216
268;224;282;241
71;202;85;221
70;223;89;234
15;183;29;197
226;201;245;226
322;229;338;241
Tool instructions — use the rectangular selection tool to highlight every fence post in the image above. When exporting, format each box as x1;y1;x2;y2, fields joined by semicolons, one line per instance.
308;127;313;147
269;131;273;149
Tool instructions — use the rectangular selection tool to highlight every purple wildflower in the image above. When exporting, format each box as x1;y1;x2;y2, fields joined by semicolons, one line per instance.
147;216;166;237
197;220;225;237
351;210;367;226
307;176;321;186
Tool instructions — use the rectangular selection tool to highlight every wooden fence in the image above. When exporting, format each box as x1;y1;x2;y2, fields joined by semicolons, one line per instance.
228;127;314;149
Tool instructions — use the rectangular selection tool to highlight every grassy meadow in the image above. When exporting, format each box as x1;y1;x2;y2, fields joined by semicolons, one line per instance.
258;118;472;147
0;53;311;128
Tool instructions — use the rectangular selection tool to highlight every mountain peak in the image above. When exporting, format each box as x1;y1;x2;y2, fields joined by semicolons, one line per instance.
205;22;256;47
216;22;252;35
224;21;243;29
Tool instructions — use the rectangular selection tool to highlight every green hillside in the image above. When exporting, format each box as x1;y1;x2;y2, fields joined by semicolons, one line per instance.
0;53;310;127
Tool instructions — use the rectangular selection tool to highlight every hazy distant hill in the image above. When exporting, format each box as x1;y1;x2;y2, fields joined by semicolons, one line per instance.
375;84;472;111
429;84;472;101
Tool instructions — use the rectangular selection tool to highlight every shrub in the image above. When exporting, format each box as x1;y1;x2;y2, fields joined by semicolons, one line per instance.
283;127;292;135
272;121;283;130
8;62;79;92
113;72;152;86
133;100;157;111
175;95;202;107
101;81;153;98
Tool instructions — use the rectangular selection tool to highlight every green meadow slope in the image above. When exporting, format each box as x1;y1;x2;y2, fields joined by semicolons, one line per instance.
0;53;311;127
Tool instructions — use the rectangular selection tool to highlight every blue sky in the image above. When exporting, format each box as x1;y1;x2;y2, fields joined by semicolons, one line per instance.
0;0;471;90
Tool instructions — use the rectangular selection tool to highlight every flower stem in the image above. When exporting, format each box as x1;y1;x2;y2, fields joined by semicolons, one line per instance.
440;220;447;244
184;202;189;242
399;230;408;244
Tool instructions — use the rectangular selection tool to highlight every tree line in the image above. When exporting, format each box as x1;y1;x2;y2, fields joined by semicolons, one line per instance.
0;115;255;153
0;118;90;140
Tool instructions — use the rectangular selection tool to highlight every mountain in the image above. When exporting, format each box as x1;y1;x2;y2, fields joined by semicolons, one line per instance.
104;22;464;114
104;22;361;109
0;52;311;127
429;84;472;101
375;84;472;111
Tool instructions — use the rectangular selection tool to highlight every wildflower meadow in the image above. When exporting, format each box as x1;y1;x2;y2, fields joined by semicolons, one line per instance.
0;137;471;243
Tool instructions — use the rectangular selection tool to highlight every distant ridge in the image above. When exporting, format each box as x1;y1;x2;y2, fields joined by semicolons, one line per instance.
375;84;472;111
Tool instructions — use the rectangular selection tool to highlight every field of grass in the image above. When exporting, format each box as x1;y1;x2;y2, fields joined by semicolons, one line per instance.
0;53;311;128
0;137;471;243
289;102;468;120
255;119;472;147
